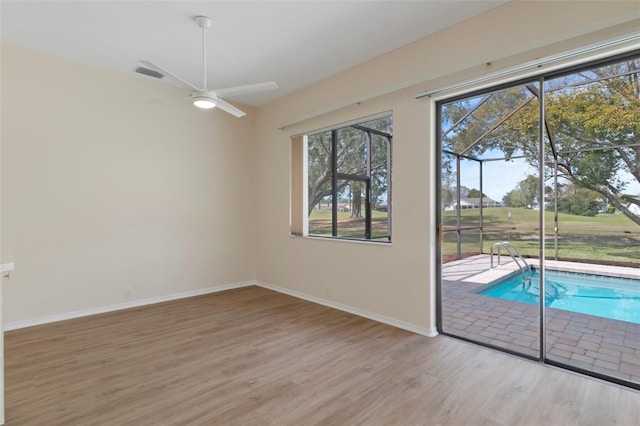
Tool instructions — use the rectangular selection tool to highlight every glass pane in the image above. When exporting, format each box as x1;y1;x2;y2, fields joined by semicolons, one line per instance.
441;228;540;358
439;80;541;359
307;131;333;236
336;179;366;239
441;86;538;161
440;229;483;263
480;160;524;256
371;134;390;241
440;230;458;264
441;153;459;227
336;128;367;176
543;58;640;385
307;196;332;236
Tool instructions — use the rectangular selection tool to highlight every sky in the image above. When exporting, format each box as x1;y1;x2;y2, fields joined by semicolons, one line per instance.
458;157;532;201
459;157;640;202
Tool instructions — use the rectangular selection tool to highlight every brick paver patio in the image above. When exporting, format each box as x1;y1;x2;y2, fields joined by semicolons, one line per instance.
442;255;640;384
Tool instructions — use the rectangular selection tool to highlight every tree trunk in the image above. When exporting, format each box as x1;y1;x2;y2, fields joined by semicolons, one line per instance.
351;185;362;218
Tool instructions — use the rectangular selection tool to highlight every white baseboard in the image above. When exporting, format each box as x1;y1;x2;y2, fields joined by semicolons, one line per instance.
5;280;439;338
4;281;255;331
256;281;438;337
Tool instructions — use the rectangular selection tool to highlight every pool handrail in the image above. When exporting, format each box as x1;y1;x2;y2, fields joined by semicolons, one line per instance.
490;241;532;285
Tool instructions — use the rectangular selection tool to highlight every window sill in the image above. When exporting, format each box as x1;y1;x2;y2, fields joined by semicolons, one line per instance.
289;234;392;246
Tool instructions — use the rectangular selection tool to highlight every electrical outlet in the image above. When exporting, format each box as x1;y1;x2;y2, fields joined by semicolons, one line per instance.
125;287;134;299
325;287;331;298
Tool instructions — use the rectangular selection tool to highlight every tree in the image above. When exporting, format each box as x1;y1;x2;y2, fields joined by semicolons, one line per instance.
518;175;539;208
441;161;455;209
441;56;640;225
538;60;639;224
307;116;392;217
556;184;602;216
307;131;333;215
502;175;539;208
467;188;487;198
502;189;525;208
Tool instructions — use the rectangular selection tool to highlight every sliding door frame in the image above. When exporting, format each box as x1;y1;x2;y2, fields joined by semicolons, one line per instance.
435;49;640;389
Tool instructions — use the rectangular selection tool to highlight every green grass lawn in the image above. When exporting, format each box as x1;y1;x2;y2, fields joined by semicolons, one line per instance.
309;209;388;220
307;206;639;264
443;207;638;232
308;209;389;239
443;207;639;265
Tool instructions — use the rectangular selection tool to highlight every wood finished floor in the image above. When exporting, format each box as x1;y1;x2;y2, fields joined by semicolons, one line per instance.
5;286;640;425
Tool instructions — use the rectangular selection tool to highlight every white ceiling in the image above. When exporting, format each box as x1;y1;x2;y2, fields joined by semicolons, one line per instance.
1;1;508;106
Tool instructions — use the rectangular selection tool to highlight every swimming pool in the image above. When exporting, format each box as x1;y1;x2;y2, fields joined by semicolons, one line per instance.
479;269;640;324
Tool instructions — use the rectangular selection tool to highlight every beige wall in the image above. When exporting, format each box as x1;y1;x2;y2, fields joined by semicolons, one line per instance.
254;1;640;334
1;44;257;325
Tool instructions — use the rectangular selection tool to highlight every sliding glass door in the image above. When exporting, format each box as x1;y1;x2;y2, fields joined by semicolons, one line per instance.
437;51;640;389
438;81;543;359
541;58;640;385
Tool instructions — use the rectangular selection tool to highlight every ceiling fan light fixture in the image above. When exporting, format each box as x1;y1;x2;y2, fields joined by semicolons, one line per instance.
137;15;276;117
193;96;216;109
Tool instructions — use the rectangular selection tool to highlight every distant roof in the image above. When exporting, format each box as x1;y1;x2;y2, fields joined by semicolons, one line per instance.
462;197;499;204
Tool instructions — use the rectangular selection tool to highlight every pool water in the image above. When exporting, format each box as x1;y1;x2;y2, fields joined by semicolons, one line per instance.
479;269;640;324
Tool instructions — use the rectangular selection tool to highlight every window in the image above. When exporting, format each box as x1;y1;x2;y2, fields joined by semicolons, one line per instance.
291;113;392;242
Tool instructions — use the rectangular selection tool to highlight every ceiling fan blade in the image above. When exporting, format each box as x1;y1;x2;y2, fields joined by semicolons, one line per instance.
213;81;278;98
139;60;202;92
212;96;247;118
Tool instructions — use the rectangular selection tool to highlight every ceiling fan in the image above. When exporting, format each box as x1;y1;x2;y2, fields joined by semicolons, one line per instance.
135;16;277;117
